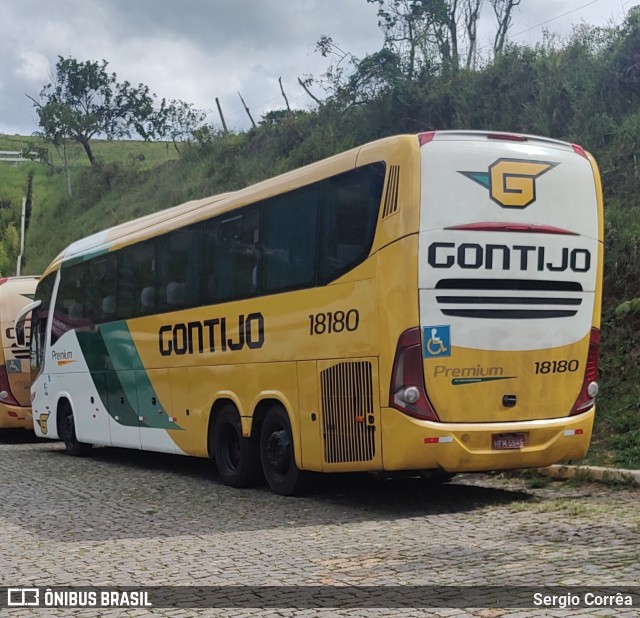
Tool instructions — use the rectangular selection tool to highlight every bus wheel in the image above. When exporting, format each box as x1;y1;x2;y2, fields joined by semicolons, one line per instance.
212;404;260;488
60;404;92;457
260;405;305;496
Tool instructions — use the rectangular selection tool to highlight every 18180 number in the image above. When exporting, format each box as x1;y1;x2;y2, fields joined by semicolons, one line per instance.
534;360;579;374
309;310;359;335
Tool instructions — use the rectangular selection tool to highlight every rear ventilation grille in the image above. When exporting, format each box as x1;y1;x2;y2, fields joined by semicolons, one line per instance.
382;165;400;218
435;278;583;319
321;361;375;464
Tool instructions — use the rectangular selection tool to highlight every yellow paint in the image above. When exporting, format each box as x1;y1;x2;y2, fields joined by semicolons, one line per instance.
424;335;590;423
381;405;594;472
489;159;555;207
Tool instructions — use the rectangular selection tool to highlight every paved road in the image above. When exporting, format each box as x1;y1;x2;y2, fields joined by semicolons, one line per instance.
0;433;638;617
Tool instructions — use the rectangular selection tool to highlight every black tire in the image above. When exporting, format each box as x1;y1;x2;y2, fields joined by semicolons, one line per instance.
60;404;92;457
260;405;306;496
212;404;261;488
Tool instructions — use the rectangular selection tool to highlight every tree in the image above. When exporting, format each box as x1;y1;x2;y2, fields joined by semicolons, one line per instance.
154;99;207;154
464;0;483;68
490;0;522;57
26;107;79;196
366;0;447;77
4;224;20;257
27;56;165;166
0;243;9;277
365;0;488;75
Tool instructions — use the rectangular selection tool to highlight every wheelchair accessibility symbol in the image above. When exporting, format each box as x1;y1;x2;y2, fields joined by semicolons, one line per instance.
423;325;451;358
6;359;22;373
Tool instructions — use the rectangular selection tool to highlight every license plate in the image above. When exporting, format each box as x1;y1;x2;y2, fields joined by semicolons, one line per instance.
492;433;526;450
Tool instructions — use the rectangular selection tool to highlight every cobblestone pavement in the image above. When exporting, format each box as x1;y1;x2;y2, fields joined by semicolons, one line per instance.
0;432;638;618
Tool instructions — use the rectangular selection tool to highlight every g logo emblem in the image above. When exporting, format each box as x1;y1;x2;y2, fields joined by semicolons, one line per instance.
460;159;557;209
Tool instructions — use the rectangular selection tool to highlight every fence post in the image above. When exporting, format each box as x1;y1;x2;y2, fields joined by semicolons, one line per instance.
16;197;26;275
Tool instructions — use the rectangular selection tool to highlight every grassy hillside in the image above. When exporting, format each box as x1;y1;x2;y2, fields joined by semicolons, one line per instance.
0;135;180;273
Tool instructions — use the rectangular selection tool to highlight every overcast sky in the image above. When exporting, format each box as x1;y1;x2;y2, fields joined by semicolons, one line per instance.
0;0;633;136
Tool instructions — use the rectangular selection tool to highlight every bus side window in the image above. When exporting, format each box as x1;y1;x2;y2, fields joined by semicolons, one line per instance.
209;208;260;302
157;224;203;311
319;163;385;284
262;185;319;293
52;263;86;344
85;254;116;324
30;273;55;373
117;241;156;320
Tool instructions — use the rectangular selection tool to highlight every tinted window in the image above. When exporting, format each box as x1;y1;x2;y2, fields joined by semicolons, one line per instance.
319;163;385;284
117;241;156;319
158;225;203;312
262;185;319;293
208;207;260;303
55;162;385;322
86;254;117;324
52;263;87;344
31;273;55;372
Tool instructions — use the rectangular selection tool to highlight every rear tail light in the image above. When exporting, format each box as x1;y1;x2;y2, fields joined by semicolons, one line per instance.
418;131;436;146
390;327;439;421
570;327;600;415
0;365;19;406
487;132;527;142
572;144;589;159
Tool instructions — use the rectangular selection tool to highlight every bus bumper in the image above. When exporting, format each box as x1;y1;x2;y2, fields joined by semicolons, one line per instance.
0;404;33;430
381;406;595;472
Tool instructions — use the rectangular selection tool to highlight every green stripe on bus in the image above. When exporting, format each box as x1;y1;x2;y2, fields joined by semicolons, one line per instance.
76;323;181;430
99;321;181;430
62;248;109;269
76;329;140;427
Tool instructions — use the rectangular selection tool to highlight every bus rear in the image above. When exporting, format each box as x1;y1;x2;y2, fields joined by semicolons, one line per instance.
385;131;602;472
0;276;39;431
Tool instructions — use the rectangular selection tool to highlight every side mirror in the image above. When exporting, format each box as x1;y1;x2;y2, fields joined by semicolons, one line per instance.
15;300;41;348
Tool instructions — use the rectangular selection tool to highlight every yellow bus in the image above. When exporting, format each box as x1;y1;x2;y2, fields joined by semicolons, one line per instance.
19;131;603;494
0;276;39;431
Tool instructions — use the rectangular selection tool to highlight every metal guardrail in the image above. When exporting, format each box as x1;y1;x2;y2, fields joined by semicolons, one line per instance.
0;150;39;164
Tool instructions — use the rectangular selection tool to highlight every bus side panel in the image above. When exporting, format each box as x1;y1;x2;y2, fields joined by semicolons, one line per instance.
32;331;113;445
140;368;178;453
174;362;300;460
297;360;322;471
374;235;420;416
356;135;421;257
178;364;246;458
134;277;378;461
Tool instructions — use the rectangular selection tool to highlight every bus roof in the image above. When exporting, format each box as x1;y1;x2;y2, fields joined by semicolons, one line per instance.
45;135;395;274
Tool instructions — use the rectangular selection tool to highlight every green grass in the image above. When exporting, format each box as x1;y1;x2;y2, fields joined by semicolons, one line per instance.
0;134;181;275
0;134;179;170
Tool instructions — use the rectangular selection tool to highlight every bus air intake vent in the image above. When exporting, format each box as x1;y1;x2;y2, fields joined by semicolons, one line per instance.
435;278;583;319
321;361;375;463
382;165;400;218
